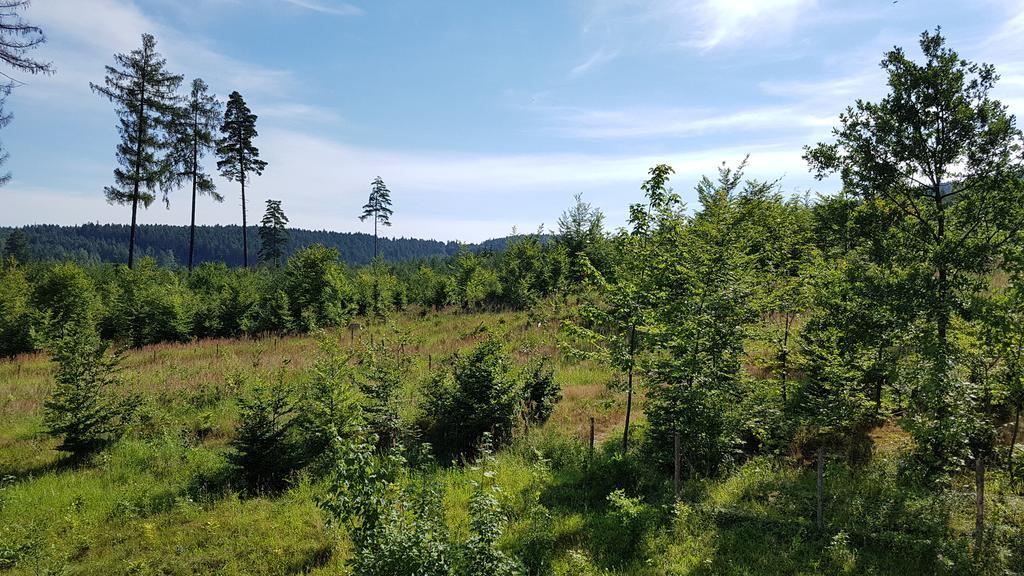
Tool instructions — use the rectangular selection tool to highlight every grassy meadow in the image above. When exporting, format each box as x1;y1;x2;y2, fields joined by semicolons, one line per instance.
1;306;1021;575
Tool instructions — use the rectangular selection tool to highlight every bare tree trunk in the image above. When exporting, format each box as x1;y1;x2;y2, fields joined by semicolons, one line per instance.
623;324;636;454
188;127;198;272
241;176;248;268
589;416;595;467
1010;404;1020;484
816;446;824;531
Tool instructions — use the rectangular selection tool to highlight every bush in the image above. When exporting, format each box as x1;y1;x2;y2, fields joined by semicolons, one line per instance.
230;373;300;492
295;338;362;471
355;340;407;451
523;358;561;426
425;337;524;457
187;263;262;338
0;263;34;356
101;258;193;346
283;245;354;331
42;327;134;459
31;261;99;334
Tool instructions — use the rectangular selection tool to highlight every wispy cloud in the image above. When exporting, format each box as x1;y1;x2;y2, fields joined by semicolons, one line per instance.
583;0;820;53
2;128;821;240
541;104;832;139
281;0;363;16
568;48;620;79
687;0;818;50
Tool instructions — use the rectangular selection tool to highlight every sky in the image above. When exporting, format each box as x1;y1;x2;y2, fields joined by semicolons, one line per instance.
3;0;1024;242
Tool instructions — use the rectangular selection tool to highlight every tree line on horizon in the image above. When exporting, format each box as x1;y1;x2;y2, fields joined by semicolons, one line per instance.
0;223;542;267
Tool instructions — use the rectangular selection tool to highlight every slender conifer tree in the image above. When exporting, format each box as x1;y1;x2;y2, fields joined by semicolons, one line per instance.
359;176;393;259
168;78;222;272
217;91;267;268
91;33;182;268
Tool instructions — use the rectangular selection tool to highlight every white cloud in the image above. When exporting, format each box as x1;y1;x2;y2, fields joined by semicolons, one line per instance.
583;0;819;53
2;128;824;241
281;0;363;17
569;49;620;79
21;0;295;109
687;0;818;50
541;104;833;139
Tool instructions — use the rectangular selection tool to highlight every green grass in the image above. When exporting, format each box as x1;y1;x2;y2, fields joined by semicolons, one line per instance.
1;307;1021;575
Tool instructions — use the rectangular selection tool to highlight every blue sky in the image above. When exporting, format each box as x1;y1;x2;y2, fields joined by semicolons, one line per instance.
3;0;1024;241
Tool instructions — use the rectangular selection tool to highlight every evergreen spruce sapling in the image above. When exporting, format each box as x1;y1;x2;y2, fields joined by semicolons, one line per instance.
43;327;134;459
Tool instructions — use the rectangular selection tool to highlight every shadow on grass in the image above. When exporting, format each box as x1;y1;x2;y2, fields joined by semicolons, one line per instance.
528;438;956;575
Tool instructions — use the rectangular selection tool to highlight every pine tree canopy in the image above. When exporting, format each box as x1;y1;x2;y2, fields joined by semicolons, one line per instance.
217;91;267;183
360;176;394;227
90;33;183;209
258;199;289;267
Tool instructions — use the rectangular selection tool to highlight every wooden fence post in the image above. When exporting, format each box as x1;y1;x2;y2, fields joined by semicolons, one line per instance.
816;446;825;531
976;456;985;553
674;432;681;500
589;417;595;466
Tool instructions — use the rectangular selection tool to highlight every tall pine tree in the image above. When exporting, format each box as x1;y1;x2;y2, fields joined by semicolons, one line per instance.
169;78;222;272
217;91;267;268
359;176;393;259
258;199;288;268
91;33;182;269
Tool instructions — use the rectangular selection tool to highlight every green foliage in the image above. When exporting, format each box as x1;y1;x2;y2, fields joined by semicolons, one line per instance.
102;258;193;346
355;339;407;451
557;193;611;284
806;29;1024;473
523;358;560;426
320;435;522;576
258;199;288;268
426;336;524;456
2;229;29;264
31;261;99;334
229;372;299;492
354;262;404;318
0;262;34;356
283;244;353;330
42;327;133;459
295;337;362;471
187;262;261;337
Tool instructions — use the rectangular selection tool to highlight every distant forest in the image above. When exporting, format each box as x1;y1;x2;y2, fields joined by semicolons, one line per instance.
0;223;532;267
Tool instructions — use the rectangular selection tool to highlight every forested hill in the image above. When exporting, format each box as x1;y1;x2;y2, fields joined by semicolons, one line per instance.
0;223;532;266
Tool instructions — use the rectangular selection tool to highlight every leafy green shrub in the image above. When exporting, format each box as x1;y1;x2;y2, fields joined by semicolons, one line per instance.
186;263;261;338
523;358;561;426
320;434;522;576
31;261;100;334
354;264;405;319
0;262;34;356
101;258;193;346
425;337;524;457
230;373;300;492
43;327;134;459
283;244;354;331
249;287;294;334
